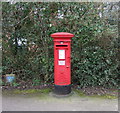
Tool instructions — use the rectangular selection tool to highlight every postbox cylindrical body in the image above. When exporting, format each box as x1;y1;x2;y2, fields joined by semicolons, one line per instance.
51;32;74;95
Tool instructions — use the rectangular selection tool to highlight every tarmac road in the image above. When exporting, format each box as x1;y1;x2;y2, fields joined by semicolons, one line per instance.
2;91;118;111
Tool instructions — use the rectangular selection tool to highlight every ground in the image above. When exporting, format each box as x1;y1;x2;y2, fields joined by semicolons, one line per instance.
2;87;118;111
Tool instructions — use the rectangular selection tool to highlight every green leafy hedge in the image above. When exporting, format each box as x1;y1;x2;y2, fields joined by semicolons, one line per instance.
2;2;119;88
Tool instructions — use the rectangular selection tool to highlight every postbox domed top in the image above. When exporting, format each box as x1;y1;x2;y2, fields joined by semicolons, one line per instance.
51;32;74;38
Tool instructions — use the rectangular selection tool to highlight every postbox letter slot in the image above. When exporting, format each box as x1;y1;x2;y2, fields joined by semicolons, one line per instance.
56;45;67;47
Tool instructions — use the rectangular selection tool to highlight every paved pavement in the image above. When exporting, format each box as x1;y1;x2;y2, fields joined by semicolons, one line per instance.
2;91;118;111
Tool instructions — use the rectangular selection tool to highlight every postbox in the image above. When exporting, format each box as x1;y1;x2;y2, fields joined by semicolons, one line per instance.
51;32;74;95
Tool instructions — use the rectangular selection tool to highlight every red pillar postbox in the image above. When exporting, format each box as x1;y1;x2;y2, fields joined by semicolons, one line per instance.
51;32;74;95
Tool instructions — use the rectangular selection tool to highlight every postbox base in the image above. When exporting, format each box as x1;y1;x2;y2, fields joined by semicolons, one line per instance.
54;85;71;95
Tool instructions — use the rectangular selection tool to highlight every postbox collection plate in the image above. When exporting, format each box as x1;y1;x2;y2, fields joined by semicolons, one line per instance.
58;60;65;65
59;50;65;59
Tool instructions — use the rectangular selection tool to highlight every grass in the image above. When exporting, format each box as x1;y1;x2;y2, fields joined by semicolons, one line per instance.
3;88;52;95
73;89;86;97
73;89;118;99
3;88;118;99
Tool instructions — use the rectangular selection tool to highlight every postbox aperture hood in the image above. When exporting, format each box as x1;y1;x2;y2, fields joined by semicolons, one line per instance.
51;32;74;38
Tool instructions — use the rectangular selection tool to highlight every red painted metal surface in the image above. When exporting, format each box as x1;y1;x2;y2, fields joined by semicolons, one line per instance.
51;32;74;38
51;32;74;86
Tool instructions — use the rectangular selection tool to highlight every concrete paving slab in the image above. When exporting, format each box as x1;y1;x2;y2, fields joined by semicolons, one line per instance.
2;91;118;111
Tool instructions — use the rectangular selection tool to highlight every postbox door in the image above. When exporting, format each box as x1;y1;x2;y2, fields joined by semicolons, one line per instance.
55;48;70;86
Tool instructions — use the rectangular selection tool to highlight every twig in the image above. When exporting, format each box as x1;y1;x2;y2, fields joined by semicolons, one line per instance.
14;9;33;27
